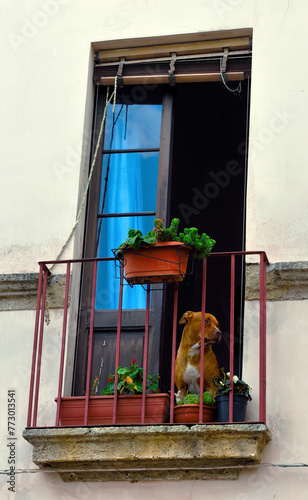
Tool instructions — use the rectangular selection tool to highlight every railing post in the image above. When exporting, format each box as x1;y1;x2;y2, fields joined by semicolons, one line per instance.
113;264;124;424
170;283;179;424
228;254;235;423
84;260;98;425
141;284;151;424
27;263;44;428
259;252;267;423
199;258;207;423
32;266;49;427
55;262;71;426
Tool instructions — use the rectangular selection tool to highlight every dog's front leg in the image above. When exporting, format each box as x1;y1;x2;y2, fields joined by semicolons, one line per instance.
175;390;182;403
174;383;187;403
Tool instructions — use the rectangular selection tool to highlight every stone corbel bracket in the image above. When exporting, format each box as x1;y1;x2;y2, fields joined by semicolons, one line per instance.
0;273;68;311
246;261;308;301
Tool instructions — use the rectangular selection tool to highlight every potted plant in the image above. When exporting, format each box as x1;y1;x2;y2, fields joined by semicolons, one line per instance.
174;392;216;424
57;360;170;426
213;369;252;422
117;218;216;284
101;358;160;395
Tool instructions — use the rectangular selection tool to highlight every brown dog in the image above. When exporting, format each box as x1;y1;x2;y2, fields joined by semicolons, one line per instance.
175;311;222;401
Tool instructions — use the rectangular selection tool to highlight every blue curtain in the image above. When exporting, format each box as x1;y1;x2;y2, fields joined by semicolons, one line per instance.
95;103;161;310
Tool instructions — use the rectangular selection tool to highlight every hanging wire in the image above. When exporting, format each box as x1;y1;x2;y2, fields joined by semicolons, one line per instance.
219;57;242;96
124;104;128;140
43;80;118;324
1;462;308;475
51;84;116;266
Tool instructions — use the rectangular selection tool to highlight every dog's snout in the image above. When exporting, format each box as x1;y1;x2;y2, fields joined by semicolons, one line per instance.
215;328;222;336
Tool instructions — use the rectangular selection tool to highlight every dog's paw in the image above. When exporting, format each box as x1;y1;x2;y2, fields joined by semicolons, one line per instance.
175;390;182;403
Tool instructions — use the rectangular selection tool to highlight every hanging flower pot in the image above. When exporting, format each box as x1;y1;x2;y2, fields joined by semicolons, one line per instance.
117;218;216;285
215;394;248;422
174;404;216;424
122;242;192;284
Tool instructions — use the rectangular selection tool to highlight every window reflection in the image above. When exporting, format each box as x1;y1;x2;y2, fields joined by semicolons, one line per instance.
104;104;162;150
95;101;162;310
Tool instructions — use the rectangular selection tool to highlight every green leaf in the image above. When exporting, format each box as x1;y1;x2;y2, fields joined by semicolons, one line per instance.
116;367;129;376
134;381;143;393
143;231;156;244
203;392;214;406
101;381;115;395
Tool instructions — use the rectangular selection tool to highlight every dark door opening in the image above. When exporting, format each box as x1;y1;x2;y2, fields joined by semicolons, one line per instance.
160;80;250;390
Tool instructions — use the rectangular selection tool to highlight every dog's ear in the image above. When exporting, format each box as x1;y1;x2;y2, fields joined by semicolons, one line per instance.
179;311;194;324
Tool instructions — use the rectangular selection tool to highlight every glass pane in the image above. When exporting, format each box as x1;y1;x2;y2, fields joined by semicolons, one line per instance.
103;104;162;150
98;152;159;215
96;216;155;310
97;215;155;259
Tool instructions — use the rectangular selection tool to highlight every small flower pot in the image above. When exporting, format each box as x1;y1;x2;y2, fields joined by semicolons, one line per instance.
215;394;248;422
122;242;192;284
174;404;216;424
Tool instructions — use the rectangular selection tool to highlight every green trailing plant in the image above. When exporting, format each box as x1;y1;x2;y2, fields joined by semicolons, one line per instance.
213;368;252;401
153;217;180;242
177;392;215;406
177;227;215;259
119;228;156;251
101;359;160;395
118;218;215;259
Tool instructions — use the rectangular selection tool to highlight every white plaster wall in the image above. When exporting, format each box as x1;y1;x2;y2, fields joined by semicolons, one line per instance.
1;0;308;498
1;303;306;499
0;310;63;498
243;300;308;499
1;0;307;273
246;3;308;263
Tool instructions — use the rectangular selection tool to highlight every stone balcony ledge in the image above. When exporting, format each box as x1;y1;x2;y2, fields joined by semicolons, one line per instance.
23;423;271;482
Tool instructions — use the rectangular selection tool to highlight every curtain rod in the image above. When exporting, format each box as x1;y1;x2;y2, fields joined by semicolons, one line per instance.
99;72;245;86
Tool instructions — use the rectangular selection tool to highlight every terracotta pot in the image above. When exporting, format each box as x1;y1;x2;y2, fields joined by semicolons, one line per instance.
174;404;216;424
215;394;248;422
122;242;192;284
56;393;170;426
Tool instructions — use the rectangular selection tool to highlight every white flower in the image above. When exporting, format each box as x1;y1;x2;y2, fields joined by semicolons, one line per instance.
226;372;230;378
233;375;239;383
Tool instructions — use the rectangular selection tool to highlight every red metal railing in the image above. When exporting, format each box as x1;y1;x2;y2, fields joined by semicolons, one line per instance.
26;251;269;429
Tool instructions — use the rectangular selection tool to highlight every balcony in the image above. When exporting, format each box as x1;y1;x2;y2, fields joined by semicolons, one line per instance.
23;251;271;481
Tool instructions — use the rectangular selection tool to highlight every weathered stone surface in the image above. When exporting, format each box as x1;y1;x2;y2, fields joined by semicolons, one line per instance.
246;261;308;301
2;260;308;309
23;424;271;482
0;273;69;310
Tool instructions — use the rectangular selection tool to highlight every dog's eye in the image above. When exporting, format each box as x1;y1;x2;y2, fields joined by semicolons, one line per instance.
205;319;209;324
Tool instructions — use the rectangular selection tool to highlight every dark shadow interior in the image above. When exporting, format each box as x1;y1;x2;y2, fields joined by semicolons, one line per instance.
160;80;250;391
